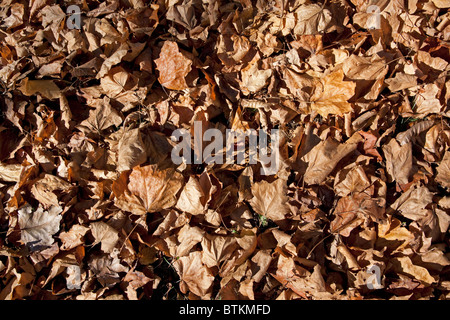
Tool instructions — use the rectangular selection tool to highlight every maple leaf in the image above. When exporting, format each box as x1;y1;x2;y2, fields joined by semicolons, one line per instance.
2;3;24;29
59;224;90;251
78;98;123;135
112;164;184;215
88;250;129;288
334;165;371;197
176;176;205;215
392;256;436;285
18;204;62;251
128;165;184;213
436;150;450;188
0;163;22;182
302;132;363;185
240;55;273;94
121;270;152;300
382;138;413;185
97;43;130;79
100;66;138;98
154;41;193;90
200;234;239;268
2;0;450;302
249;179;289;222
173;251;215;299
116;128;148;172
293;4;332;35
310;70;356;117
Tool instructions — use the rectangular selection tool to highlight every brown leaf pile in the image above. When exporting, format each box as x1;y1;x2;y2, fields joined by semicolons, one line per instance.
1;0;450;300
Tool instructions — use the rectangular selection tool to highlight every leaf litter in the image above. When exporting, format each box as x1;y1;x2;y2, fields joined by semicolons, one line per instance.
0;0;450;301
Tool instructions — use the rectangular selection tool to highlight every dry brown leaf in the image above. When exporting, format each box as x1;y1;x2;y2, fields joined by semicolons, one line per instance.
59;225;90;251
392;256;436;285
342;55;388;99
100;71;129;98
293;4;332;35
396;120;434;146
249;179;289;222
128;165;184;213
174;224;204;258
240;55;273;94
78;98;123;135
330;194;366;236
122;270;152;300
303;132;363;185
432;0;450;8
343;55;387;81
310;70;356;117
18;204;62;252
116;128;147;172
97;43;130;79
390;184;433;221
250;250;272;283
377;218;415;252
0;163;22;182
234;229;258;265
153;210;189;236
382;138;413;185
90;222;119;254
201;234;238;268
334;165;371;197
436;150;450;188
154;41;193;90
30;174;75;208
113;164;184;215
414;83;443;116
88;251;129;288
176;176;205;215
173;251;215;299
385;73;418;92
2;3;25;29
18;78;61;100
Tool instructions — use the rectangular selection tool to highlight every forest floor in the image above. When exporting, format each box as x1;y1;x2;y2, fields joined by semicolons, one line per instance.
0;0;450;300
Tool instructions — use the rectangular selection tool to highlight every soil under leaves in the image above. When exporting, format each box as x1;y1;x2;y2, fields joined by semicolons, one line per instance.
1;0;450;300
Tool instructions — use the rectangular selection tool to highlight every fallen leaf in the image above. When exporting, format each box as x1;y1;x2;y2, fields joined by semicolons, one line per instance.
176;176;205;215
293;4;332;35
18;78;61;100
121;270;152;300
382;138;413;185
310;70;356;117
240;55;273;94
18;204;62;251
154;41;193;90
334;165;371;197
392;256;436;285
116;128;147;172
303;132;363;185
201;234;238;268
88;251;129;288
78;98;123;135
127;165;184;213
97;43;130;79
90;222;119;253
436;150;450;188
0;163;22;182
173;251;215;299
59;225;90;251
390;184;433;221
385;73;418;92
249;179;289;222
